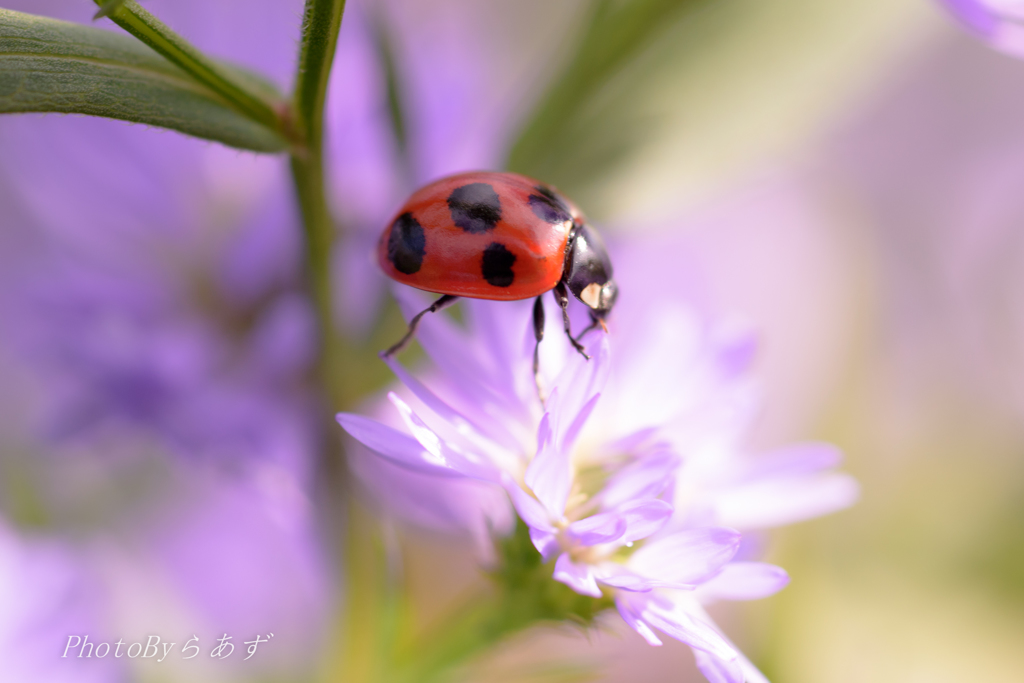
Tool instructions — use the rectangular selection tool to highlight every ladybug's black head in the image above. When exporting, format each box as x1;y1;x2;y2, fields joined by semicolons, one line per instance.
564;223;618;319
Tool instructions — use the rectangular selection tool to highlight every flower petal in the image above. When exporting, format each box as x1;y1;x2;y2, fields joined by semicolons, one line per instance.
388;393;499;481
598;574;654;592
337;413;466;478
615;594;663;646
565;511;627;546
559;391;602;456
696;562;790;602
944;0;1024;59
628;528;741;586
553;552;602;598
500;473;555;533
691;603;772;683
595;563;695;593
694;649;744;683
735;442;843;482
381;353;493;446
464;297;540;408
600;449;680;509
617;591;737;662
547;334;610;452
642;605;737;663
714;472;859;529
523;409;571;519
940;0;999;37
392;289;531;430
618;498;674;543
530;527;560;563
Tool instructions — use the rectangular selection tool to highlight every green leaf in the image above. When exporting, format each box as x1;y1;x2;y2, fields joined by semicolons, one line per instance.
93;0;127;20
93;1;287;138
0;8;289;152
507;0;710;195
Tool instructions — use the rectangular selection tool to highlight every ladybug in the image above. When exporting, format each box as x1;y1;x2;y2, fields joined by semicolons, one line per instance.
378;171;617;385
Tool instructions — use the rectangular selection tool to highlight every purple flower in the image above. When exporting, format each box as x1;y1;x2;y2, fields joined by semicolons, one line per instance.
0;0;313;467
939;0;1024;57
0;520;125;683
0;1;332;672
94;464;334;680
0;462;332;680
339;235;858;682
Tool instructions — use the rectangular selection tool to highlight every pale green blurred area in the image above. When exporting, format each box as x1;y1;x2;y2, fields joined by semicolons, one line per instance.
396;0;1024;680
596;0;1024;681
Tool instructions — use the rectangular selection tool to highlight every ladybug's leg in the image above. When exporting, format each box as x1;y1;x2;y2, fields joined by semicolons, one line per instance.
532;296;546;401
382;294;459;358
552;282;591;361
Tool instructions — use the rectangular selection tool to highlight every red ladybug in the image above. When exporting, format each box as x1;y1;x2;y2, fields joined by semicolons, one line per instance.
378;171;617;381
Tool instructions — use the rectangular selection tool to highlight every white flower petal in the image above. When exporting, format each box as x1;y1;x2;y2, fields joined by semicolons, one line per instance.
553;553;602;598
618;591;737;662
381;353;500;451
565;510;627;546
548;334;610;451
524;410;571;518
628;528;741;586
615;594;663;646
694;649;744;683
530;527;560;563
617;498;674;543
714;472;859;529
734;442;843;482
500;473;555;534
696;562;789;602
388;393;499;481
600;449;679;509
337;413;466;478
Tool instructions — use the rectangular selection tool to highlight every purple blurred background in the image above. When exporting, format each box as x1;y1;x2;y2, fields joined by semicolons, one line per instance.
1;0;1023;681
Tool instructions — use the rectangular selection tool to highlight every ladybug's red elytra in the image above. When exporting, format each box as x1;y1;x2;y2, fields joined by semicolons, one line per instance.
378;171;618;390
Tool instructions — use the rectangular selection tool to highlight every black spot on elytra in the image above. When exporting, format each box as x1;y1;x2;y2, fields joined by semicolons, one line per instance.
535;184;565;205
481;242;516;287
387;212;425;274
528;193;571;225
448;183;501;233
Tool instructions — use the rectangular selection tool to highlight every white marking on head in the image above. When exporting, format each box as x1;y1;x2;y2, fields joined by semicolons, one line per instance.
581;282;602;309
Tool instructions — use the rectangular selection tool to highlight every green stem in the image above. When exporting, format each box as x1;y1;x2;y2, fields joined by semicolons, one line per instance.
291;151;343;402
294;0;347;147
389;520;615;683
393;594;539;683
290;0;347;407
93;0;287;138
286;6;401;683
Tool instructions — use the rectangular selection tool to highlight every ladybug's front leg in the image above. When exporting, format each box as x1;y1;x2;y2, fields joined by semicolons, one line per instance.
552;282;591;361
382;294;459;358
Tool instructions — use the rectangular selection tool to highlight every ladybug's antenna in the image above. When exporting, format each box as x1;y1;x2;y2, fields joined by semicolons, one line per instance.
573;313;606;343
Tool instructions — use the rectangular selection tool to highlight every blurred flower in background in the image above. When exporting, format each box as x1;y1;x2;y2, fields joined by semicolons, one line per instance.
0;520;124;683
0;0;329;679
939;0;1024;57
